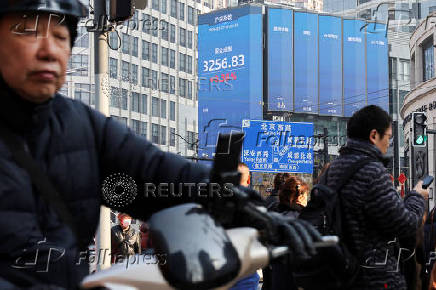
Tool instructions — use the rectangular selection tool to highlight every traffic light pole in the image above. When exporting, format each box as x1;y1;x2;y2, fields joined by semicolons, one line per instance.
93;0;111;271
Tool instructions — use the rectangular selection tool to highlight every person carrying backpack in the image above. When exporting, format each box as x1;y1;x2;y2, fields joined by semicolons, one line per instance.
296;105;428;290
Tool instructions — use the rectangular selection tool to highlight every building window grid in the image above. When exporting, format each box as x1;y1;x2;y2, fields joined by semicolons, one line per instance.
131;64;138;85
132;37;138;57
122;33;130;54
170;0;177;18
142;67;151;88
161;73;169;93
188;6;194;25
152;70;158;90
187;55;192;74
131;92;140;112
170;75;176;94
423;40;434;81
161;21;169;40
69;54;88;76
179;53;186;72
122;61;129;82
152;0;159;11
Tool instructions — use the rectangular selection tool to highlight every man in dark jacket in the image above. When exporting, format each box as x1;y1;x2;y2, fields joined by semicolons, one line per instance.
0;1;320;289
326;105;428;289
111;213;141;263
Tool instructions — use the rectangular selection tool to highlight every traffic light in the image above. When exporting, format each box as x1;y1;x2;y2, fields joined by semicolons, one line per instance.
109;0;148;22
412;112;427;147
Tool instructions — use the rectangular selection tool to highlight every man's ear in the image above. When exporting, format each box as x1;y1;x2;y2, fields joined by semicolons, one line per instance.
369;129;378;145
247;175;250;185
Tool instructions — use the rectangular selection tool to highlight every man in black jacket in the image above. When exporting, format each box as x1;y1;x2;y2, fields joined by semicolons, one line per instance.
326;105;428;289
0;1;320;289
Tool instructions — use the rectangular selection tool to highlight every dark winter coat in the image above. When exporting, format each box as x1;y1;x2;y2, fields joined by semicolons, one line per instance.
0;81;209;289
265;189;279;208
326;139;425;290
111;225;141;262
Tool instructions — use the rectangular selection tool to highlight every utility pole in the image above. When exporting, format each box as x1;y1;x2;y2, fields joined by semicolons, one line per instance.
93;0;111;271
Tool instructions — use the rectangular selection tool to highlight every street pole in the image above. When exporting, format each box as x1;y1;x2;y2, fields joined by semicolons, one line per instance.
93;0;111;271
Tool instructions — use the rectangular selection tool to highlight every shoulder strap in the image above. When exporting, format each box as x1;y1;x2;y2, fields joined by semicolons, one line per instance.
0;123;85;249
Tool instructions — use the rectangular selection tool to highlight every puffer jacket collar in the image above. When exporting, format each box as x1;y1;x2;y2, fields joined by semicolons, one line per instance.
339;138;391;167
0;77;54;135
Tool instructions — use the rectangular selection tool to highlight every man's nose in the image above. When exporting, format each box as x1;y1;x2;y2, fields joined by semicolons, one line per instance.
36;34;58;61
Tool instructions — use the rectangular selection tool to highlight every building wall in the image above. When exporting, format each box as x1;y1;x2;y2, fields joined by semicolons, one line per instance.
62;1;212;157
402;15;436;207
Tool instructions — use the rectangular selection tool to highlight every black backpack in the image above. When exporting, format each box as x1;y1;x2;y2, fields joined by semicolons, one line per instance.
292;157;374;290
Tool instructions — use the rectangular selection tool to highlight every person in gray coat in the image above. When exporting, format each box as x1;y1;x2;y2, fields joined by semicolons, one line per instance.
326;105;428;290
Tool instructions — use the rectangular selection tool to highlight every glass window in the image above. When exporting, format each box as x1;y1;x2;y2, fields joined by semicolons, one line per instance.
152;43;158;63
152;97;160;117
187;31;192;49
152;17;159;37
140;121;147;138
170;75;175;94
170;128;176;146
423;40;434;81
122;33;130;54
132;11;139;31
170;49;175;68
187;55;192;74
389;58;397;79
187;80;192;99
179;3;185;20
161;0;167;14
170;0;177;18
161;126;167;145
110;87;120;107
152;70;158;90
170;101;175;121
161;73;169;93
188;6;194;25
161;20;169;40
131;64;138;84
161;47;169;66
122;61;129;82
399;59;409;81
152;123;160;144
132;37;138;57
74;83;91;105
131;92;140;112
75;26;89;48
152;0;159;11
179;28;186;47
69;54;88;76
131;119;141;135
142;67;150;88
179;78;186;97
142;14;151;34
109;31;118;49
121;89;128;110
142;40;150;60
161;100;167;119
109;57;118;79
170;24;175;43
141;94;147;114
179;53;185;72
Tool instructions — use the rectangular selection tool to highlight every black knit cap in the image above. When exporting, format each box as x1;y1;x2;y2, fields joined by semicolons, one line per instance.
0;0;88;48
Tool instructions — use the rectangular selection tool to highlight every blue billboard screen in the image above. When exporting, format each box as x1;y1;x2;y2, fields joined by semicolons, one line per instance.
197;6;263;158
343;19;366;117
294;12;318;113
367;24;389;112
319;15;342;116
267;8;293;111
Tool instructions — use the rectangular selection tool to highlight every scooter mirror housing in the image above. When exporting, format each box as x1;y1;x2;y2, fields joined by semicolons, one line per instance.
149;203;240;289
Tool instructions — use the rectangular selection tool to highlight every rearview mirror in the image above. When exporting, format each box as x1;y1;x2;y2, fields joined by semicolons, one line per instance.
149;203;240;289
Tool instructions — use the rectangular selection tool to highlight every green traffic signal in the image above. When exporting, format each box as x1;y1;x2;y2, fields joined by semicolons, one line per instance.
416;135;424;145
